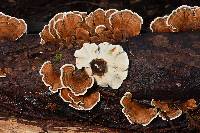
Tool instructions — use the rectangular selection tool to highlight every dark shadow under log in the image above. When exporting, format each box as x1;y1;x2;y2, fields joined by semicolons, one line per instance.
0;33;200;131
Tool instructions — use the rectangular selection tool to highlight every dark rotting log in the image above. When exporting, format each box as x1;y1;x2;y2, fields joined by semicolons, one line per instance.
0;33;200;130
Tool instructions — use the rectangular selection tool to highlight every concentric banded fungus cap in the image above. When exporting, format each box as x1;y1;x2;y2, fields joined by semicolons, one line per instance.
151;99;182;121
60;88;100;110
109;10;143;40
150;5;200;32
0;12;27;41
60;64;94;96
39;61;63;93
74;42;129;89
40;11;89;47
150;16;172;32
120;92;158;126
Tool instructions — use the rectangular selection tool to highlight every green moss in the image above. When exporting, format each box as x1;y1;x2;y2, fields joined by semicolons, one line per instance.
54;53;63;63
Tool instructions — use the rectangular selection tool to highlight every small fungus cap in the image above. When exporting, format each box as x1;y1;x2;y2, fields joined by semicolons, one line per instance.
109;9;143;40
0;12;27;41
74;42;129;89
151;99;182;121
60;88;100;110
39;61;63;93
60;64;94;96
120;92;158;126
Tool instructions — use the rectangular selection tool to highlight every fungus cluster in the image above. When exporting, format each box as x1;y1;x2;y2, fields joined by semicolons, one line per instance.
150;5;200;32
40;8;143;48
40;42;129;110
39;61;100;110
120;92;197;126
0;12;27;41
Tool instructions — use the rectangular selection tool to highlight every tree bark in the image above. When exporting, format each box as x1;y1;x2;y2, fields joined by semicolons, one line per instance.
0;33;200;131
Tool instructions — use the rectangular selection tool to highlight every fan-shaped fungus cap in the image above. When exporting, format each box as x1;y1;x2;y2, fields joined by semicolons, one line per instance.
120;92;158;126
151;99;182;121
60;64;94;96
180;99;197;111
85;8;107;29
40;11;88;47
150;5;200;32
109;9;143;40
39;61;63;93
150;16;172;32
0;12;27;41
60;88;100;110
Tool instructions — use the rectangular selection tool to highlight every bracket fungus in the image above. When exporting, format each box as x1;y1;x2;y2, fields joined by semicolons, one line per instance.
60;64;94;96
39;61;63;93
120;92;158;126
74;42;129;89
150;5;200;32
60;88;100;110
151;99;182;121
39;61;99;110
0;12;27;41
0;68;6;77
40;8;142;48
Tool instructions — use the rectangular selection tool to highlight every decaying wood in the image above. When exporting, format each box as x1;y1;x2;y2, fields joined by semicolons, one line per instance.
0;33;200;131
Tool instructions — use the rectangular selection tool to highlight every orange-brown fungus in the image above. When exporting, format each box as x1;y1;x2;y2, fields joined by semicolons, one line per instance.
0;12;27;41
120;92;158;126
39;61;63;92
60;88;100;110
151;99;182;121
179;99;197;111
0;68;6;77
151;5;200;32
60;64;94;96
110;10;143;41
150;16;172;32
40;9;142;47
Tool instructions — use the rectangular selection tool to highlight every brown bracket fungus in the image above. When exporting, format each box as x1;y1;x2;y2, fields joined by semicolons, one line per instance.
39;9;143;48
75;42;129;89
0;68;6;77
39;61;99;110
120;92;158;126
0;12;27;41
39;61;63;93
179;99;197;111
151;99;182;121
109;9;143;41
60;64;94;96
60;88;100;110
150;5;200;32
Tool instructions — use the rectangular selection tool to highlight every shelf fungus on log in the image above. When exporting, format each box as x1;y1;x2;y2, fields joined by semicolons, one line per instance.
74;42;129;89
0;68;6;77
39;61;99;110
120;92;158;126
39;61;63;93
150;5;200;32
0;12;27;41
60;64;94;96
39;8;143;48
151;99;182;121
60;88;100;110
